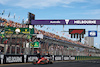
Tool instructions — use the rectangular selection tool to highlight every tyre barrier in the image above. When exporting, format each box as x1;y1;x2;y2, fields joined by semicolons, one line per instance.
0;55;100;64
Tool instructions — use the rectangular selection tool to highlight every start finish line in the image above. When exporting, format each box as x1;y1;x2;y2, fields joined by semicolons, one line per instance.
31;20;100;25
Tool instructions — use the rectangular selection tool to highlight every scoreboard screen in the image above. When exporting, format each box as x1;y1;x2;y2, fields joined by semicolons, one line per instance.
28;12;35;24
69;29;85;38
69;29;85;34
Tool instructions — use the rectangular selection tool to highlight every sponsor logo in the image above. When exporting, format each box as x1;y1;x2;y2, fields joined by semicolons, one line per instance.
70;57;75;60
15;28;20;33
28;57;38;62
88;31;97;37
71;30;83;34
90;32;96;36
64;57;69;60
50;21;60;23
65;19;69;24
74;20;96;24
6;57;22;63
55;57;61;60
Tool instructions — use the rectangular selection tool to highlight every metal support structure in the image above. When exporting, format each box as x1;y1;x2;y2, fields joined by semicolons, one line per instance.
0;28;37;55
20;34;25;54
15;34;19;55
97;25;98;32
43;35;100;55
9;34;14;54
31;36;36;55
99;44;100;49
29;41;30;55
29;28;31;55
63;25;64;31
68;46;69;56
24;40;27;54
20;38;22;54
4;29;7;54
79;36;81;42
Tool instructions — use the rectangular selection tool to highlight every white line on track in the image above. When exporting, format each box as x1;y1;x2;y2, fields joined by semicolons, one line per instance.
0;63;32;66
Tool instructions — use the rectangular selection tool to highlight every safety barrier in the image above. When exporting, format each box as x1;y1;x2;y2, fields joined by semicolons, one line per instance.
0;55;100;64
75;56;100;61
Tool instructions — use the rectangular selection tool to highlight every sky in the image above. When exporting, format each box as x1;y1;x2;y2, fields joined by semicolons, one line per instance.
0;0;100;49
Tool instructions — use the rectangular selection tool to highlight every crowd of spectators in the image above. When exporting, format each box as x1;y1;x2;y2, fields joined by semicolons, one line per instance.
0;17;92;48
0;17;28;28
34;28;92;48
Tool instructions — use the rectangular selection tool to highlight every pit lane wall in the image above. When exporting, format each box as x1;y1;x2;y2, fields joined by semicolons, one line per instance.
0;55;100;64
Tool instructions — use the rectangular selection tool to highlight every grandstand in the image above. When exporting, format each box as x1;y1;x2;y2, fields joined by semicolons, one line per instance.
0;17;100;56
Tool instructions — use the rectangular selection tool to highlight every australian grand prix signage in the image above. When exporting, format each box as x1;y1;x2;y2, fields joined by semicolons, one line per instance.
31;20;100;25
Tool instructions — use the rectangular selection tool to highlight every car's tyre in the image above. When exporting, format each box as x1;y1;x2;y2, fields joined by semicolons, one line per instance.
49;60;53;64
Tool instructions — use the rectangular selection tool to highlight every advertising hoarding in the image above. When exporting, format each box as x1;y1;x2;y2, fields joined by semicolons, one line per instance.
31;20;100;25
88;31;97;37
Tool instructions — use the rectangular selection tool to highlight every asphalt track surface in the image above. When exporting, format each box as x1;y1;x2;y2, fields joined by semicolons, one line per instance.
0;60;100;67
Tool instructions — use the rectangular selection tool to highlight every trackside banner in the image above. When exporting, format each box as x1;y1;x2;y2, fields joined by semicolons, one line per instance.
3;55;24;64
26;55;38;62
63;55;70;60
31;20;100;25
54;55;62;61
26;55;52;62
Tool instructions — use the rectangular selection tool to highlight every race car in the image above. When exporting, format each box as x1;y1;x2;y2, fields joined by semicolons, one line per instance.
32;56;53;65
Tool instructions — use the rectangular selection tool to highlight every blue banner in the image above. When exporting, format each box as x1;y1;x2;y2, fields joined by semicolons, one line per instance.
88;31;97;37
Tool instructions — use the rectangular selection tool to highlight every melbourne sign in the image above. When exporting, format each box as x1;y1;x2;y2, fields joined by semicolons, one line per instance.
4;55;24;63
31;20;100;25
6;57;22;63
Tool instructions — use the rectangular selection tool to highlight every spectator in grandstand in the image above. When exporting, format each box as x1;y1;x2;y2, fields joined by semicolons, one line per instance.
0;17;29;28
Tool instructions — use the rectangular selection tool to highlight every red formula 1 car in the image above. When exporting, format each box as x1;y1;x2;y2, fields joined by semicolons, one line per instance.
32;57;53;65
